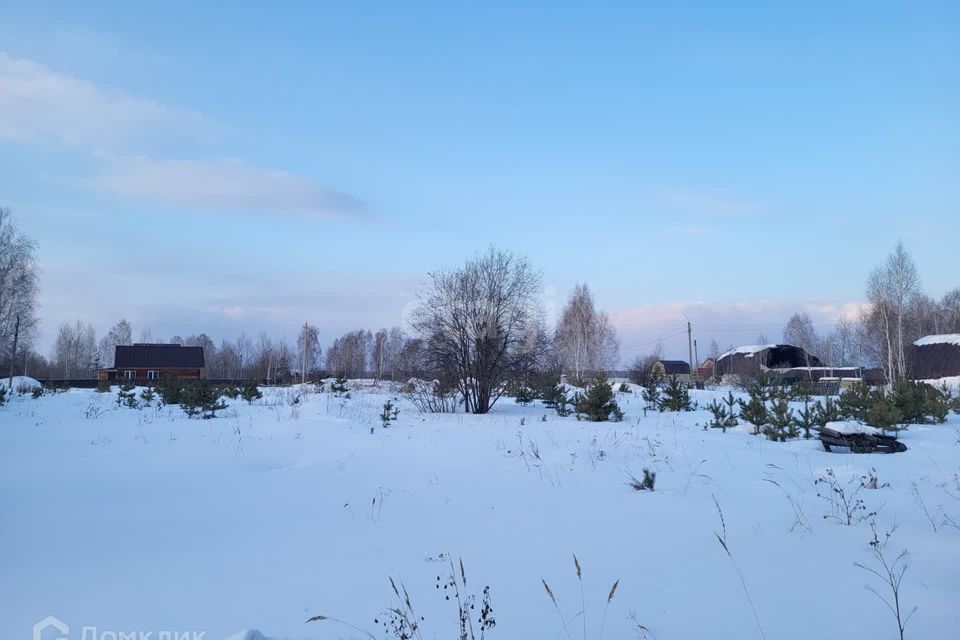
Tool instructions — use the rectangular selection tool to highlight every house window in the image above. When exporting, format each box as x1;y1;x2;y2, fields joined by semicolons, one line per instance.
124;370;135;380
147;370;160;380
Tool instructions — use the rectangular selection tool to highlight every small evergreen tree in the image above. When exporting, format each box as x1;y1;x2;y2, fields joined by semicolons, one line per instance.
864;393;902;433
641;380;662;411
838;383;872;421
722;390;739;425
181;380;228;419
764;390;797;441
330;376;351;398
240;380;263;404
706;400;732;431
95;379;111;393
155;376;183;405
574;376;623;422
514;386;535;406
796;399;817;439
813;396;842;427
738;381;770;435
140;387;155;407
380;399;400;428
117;382;138;408
660;376;692;412
543;383;572;416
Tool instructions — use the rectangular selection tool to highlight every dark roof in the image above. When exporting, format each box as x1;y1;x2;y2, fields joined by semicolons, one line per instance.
909;336;960;379
114;344;205;369
656;360;691;375
715;344;821;377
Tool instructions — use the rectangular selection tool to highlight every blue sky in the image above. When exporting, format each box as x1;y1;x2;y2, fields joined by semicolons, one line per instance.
1;1;957;359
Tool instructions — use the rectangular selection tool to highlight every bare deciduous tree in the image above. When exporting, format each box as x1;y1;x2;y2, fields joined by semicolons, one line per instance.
412;247;545;414
296;322;320;383
866;242;920;382
0;208;40;388
554;283;619;383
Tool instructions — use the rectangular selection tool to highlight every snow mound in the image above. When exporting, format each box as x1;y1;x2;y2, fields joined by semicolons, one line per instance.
718;344;779;359
225;631;268;640
824;421;882;436
6;376;41;391
913;334;960;347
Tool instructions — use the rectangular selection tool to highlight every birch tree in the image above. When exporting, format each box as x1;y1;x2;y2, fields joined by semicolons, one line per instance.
0;209;39;387
554;283;619;383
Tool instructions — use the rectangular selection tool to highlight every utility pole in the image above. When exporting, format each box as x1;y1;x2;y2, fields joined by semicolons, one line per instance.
694;339;699;379
687;320;694;378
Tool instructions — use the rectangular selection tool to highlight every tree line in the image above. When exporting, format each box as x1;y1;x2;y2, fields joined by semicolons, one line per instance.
2;206;957;400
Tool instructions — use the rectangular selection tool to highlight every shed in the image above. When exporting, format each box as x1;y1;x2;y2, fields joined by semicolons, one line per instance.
909;334;960;380
715;344;822;378
649;359;691;381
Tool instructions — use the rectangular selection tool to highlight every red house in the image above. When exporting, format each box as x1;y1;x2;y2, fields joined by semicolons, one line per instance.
99;344;205;382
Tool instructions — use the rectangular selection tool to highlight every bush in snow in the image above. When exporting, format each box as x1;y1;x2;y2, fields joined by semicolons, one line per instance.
659;376;693;412
140;387;155;407
330;375;351;398
181;380;227;419
738;381;769;435
155;375;183;405
95;378;111;393
813;396;842;428
641;379;661;411
31;386;44;399
513;385;535;406
628;469;656;491
706;395;737;431
379;399;400;428
815;468;877;526
116;382;138;409
574;376;623;422
240;380;263;404
403;377;460;413
763;390;798;441
542;383;572;416
0;386;6;406
839;383;873;422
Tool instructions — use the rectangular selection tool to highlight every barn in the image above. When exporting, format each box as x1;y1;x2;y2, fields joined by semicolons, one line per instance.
649;359;691;381
910;334;960;380
99;344;205;383
715;344;822;378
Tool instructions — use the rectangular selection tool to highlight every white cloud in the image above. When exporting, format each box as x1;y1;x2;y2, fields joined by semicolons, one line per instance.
0;51;367;219
91;155;368;219
0;52;210;148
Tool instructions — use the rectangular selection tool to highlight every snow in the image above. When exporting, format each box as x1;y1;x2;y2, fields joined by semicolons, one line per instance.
823;420;882;436
1;384;958;640
921;376;960;391
718;344;779;359
913;334;960;348
4;375;41;391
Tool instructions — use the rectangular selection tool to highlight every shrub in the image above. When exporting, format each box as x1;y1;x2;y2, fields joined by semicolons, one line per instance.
380;399;400;428
240;380;263;404
641;380;661;411
628;469;656;491
660;376;693;412
330;376;351;398
738;381;769;435
95;379;111;393
513;385;535;406
839;384;873;422
813;396;841;427
140;387;155;407
116;382;138;408
542;383;572;417
0;386;6;406
181;380;227;419
575;376;623;422
763;390;798;441
155;375;184;405
706;395;738;431
864;393;902;432
31;386;44;399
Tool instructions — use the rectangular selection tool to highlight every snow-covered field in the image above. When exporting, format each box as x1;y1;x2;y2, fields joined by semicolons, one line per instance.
2;384;959;640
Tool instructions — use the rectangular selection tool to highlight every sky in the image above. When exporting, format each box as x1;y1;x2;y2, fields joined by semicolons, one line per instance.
1;1;958;361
